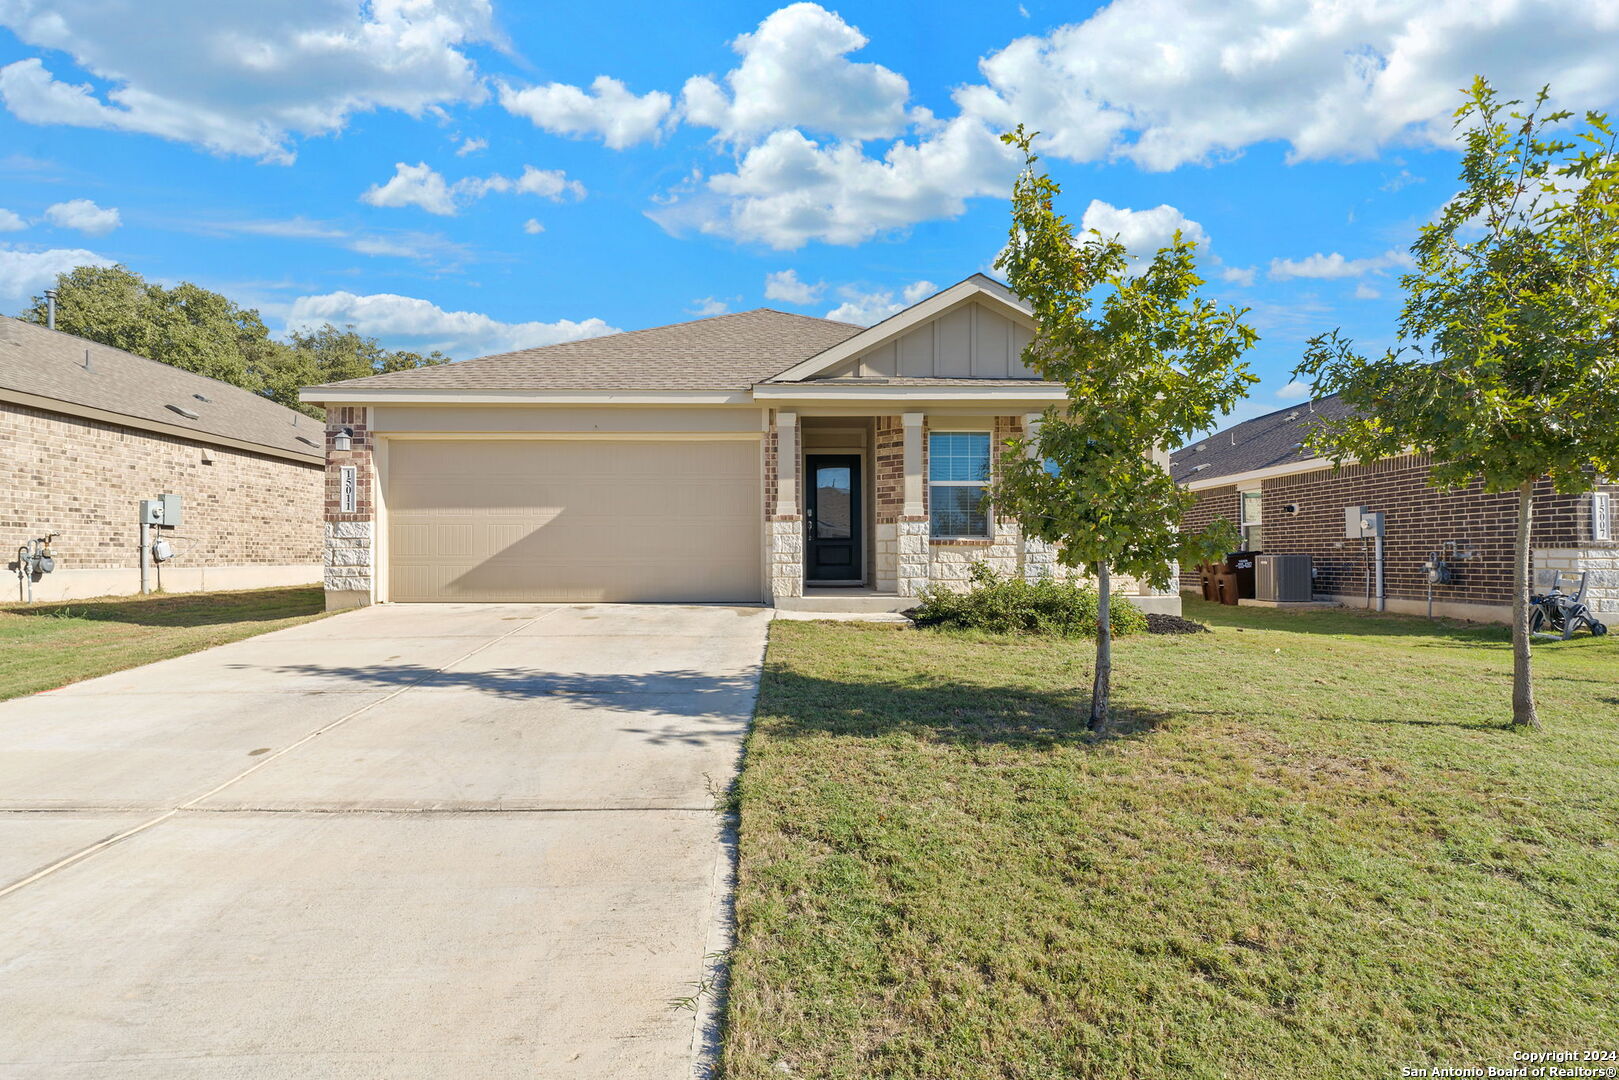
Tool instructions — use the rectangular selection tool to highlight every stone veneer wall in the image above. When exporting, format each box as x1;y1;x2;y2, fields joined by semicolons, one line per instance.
873;416;904;593
323;407;375;608
762;420;803;599
4;399;322;600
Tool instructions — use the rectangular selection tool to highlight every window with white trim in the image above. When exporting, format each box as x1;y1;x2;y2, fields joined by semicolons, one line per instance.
1239;490;1262;550
929;431;991;537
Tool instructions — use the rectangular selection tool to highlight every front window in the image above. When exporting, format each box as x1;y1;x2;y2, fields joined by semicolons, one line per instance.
929;431;991;537
1240;490;1262;550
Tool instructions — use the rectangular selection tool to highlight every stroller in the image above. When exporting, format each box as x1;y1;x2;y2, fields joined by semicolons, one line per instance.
1530;571;1608;639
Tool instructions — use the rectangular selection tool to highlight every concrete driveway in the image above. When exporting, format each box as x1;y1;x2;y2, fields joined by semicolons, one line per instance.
0;603;771;1079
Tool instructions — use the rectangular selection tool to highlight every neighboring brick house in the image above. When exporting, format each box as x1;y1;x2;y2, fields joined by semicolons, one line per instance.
1172;395;1618;622
300;275;1174;614
2;315;324;602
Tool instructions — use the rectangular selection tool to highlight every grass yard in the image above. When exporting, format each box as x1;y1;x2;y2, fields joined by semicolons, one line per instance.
0;586;328;700
722;598;1619;1079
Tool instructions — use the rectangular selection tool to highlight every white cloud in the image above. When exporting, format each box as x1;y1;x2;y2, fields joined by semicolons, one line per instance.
764;268;824;305
1268;249;1412;280
688;296;731;317
952;0;1619;171
0;242;112;303
1079;199;1207;267
286;291;618;359
44;198;119;234
680;3;911;144
0;207;25;231
499;75;672;149
362;162;585;216
362;162;458;215
192;216;470;268
0;1;495;164
824;279;935;325
1353;282;1382;300
523;218;544;235
651;115;1018;249
1276;380;1313;401
454;136;487;156
1220;265;1256;287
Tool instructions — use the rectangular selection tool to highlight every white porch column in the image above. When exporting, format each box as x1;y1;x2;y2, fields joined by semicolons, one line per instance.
1022;410;1057;582
768;409;803;601
897;411;929;597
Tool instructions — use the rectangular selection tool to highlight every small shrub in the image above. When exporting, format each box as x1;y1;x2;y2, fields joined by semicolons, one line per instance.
911;562;1148;637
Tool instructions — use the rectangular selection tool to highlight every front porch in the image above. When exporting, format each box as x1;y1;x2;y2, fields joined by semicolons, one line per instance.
763;408;1181;615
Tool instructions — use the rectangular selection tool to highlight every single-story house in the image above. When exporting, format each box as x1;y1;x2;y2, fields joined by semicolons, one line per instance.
300;275;1181;614
1172;395;1618;623
2;315;325;602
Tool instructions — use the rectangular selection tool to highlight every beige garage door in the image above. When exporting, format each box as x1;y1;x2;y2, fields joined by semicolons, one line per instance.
386;439;762;603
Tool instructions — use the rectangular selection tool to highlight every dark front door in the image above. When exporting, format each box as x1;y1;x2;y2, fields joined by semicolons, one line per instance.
806;454;862;583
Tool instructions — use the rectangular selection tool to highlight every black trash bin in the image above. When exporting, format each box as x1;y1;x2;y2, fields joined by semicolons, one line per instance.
1225;551;1263;600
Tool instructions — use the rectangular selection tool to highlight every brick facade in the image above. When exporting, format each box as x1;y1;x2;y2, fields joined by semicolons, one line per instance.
1178;453;1618;619
322;407;376;607
3;400;322;600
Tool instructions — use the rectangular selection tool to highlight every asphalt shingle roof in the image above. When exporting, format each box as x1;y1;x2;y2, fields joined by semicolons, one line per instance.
305;308;865;393
0;316;324;462
1170;394;1357;484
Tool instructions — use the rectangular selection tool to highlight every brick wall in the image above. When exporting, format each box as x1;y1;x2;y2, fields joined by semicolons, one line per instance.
323;407;375;605
1178;455;1599;608
3;400;322;578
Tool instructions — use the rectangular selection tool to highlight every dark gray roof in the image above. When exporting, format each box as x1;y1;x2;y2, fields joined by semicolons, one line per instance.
1171;394;1356;484
0;316;323;462
305;308;865;393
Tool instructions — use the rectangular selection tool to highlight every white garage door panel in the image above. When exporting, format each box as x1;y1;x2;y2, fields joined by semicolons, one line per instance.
387;439;762;603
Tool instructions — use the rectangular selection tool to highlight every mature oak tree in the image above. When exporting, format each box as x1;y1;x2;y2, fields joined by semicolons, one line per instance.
21;265;448;417
1296;79;1619;730
993;127;1258;732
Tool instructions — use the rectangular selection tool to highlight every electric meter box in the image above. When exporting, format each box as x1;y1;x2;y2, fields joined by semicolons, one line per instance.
139;494;183;529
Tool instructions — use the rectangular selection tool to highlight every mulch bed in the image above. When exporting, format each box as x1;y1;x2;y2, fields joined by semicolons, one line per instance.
1146;612;1211;635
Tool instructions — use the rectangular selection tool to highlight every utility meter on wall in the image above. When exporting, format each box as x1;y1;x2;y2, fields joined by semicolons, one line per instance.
139;494;183;529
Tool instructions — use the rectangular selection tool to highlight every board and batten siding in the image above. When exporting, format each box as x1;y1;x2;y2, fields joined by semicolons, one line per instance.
831;300;1039;380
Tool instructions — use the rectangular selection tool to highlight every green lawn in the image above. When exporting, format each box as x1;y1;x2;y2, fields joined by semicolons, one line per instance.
0;586;328;700
721;598;1619;1079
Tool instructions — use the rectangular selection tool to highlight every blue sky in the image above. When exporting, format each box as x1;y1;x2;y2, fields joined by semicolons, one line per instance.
2;0;1617;429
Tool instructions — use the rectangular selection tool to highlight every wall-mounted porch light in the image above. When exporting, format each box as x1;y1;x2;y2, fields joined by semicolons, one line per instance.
333;426;353;452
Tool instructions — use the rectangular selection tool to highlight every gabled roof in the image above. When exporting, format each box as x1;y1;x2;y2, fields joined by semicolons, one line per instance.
1170;394;1357;486
304;308;863;394
0;316;323;463
767;274;1036;383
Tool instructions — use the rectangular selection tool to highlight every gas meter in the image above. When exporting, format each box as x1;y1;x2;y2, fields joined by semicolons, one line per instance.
1422;555;1452;585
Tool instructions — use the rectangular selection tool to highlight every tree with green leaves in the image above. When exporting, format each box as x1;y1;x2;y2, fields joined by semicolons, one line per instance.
1296;79;1619;731
21;265;277;389
21;265;449;417
993;127;1259;731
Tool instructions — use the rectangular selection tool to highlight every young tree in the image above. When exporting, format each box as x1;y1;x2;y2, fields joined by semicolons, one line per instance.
993;128;1259;731
1296;79;1619;730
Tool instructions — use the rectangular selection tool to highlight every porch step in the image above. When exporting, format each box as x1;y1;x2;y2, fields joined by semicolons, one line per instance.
776;593;914;613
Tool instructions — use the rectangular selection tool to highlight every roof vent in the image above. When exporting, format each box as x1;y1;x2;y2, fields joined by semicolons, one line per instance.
166;404;200;420
1195;443;1207;452
295;435;320;448
1285;411;1300;421
1191;462;1211;472
193;393;211;403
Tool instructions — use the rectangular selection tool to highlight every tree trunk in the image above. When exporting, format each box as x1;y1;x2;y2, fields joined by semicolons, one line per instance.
1511;480;1541;730
1089;560;1112;732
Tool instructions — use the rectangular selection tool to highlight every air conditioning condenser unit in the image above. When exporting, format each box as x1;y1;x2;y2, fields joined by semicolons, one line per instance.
1256;554;1313;602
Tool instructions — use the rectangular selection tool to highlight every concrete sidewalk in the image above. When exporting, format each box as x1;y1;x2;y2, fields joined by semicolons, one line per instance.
0;603;770;1079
